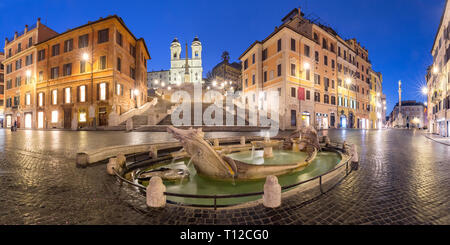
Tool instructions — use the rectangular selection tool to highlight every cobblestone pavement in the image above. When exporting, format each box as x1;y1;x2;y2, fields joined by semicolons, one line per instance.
0;129;449;225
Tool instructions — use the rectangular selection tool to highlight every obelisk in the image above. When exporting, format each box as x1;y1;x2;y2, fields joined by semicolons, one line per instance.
397;80;404;127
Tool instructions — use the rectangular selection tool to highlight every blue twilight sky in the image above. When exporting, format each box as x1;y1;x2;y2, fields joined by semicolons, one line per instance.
0;0;445;113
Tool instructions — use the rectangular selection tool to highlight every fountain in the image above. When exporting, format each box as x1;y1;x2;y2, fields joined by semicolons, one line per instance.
250;136;281;158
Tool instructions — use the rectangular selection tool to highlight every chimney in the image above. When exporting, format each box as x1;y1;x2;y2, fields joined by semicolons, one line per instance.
37;18;41;27
5;38;9;45
25;25;28;33
14;32;18;40
298;7;301;16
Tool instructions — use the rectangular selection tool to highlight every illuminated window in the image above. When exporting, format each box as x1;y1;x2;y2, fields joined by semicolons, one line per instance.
52;90;57;105
79;85;86;102
100;83;106;100
116;83;121;96
38;92;44;107
26;93;31;105
65;88;71;104
51;110;58;123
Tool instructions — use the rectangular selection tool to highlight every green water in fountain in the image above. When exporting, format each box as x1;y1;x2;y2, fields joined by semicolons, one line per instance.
227;150;309;165
137;150;342;206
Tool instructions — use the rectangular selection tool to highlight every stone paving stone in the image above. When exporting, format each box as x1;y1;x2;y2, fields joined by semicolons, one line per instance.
0;129;449;225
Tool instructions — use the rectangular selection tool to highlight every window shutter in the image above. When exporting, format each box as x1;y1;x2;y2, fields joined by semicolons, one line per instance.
77;86;80;102
106;83;109;100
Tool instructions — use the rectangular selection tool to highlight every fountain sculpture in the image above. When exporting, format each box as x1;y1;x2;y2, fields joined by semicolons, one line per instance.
166;126;321;181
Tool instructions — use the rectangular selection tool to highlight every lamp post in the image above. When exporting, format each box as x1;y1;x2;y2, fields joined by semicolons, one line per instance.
82;52;95;128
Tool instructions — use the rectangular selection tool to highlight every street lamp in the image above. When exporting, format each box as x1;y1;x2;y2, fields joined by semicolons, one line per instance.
303;62;310;70
133;89;139;108
433;66;439;75
421;86;428;95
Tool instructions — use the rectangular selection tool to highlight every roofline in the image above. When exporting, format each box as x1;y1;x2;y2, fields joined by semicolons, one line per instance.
35;15;150;59
431;0;449;53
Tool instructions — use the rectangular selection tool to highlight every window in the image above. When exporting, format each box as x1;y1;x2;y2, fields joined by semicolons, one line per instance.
331;96;336;105
291;64;296;76
331;60;335;69
116;83;122;96
28;37;33;47
39;71;43;82
99;83;107;100
277;39;282;52
252;54;255;64
314;92;321;102
63;63;72;76
65;87;71;104
306;90;311;100
130;44;136;57
315;51;319;62
324;55;328;66
17;43;22;53
290;38;296;51
52;44;60;56
245;79;248;87
117;58;121;72
25;54;33;66
116;31;123;46
263;71;267;82
15;59;22;70
252;74;255;85
322;38;327;49
304;45;310;57
52;90;58;105
291;87;296;98
79;85;86;102
305;68;310;81
330;43;335;53
38;49;45;61
26;93;31;105
99;56;106;70
80;60;86;73
98;29;109;43
244;59;248;70
6;79;12;89
38;92;44;107
52;111;58;123
313;33;318;42
51;67;59;79
15;76;21;87
130;67;136;79
262;49;268;61
324;94;329;104
64;39;73;52
277;64;282;76
79;34;89;48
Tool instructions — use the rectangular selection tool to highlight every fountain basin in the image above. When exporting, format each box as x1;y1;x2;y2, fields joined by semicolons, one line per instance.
226;150;309;166
132;151;342;206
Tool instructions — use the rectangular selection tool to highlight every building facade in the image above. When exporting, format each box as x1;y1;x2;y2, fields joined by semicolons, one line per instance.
239;8;381;131
147;69;169;89
3;16;149;129
209;59;242;91
369;70;384;129
427;0;450;137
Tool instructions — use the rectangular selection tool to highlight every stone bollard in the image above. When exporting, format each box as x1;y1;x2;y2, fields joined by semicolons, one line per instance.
240;136;246;146
106;158;118;175
350;144;359;171
126;118;133;131
116;153;126;168
214;139;220;147
263;176;281;208
148;146;158;160
146;177;166;208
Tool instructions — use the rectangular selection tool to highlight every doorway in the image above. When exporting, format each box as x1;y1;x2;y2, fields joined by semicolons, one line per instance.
98;107;108;126
25;113;32;128
37;112;44;129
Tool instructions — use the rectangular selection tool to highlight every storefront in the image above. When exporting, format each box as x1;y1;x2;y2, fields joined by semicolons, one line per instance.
316;113;329;130
24;113;32;129
301;112;310;127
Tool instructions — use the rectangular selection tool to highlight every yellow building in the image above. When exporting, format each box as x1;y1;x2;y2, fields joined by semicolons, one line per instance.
3;16;150;129
239;8;379;130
